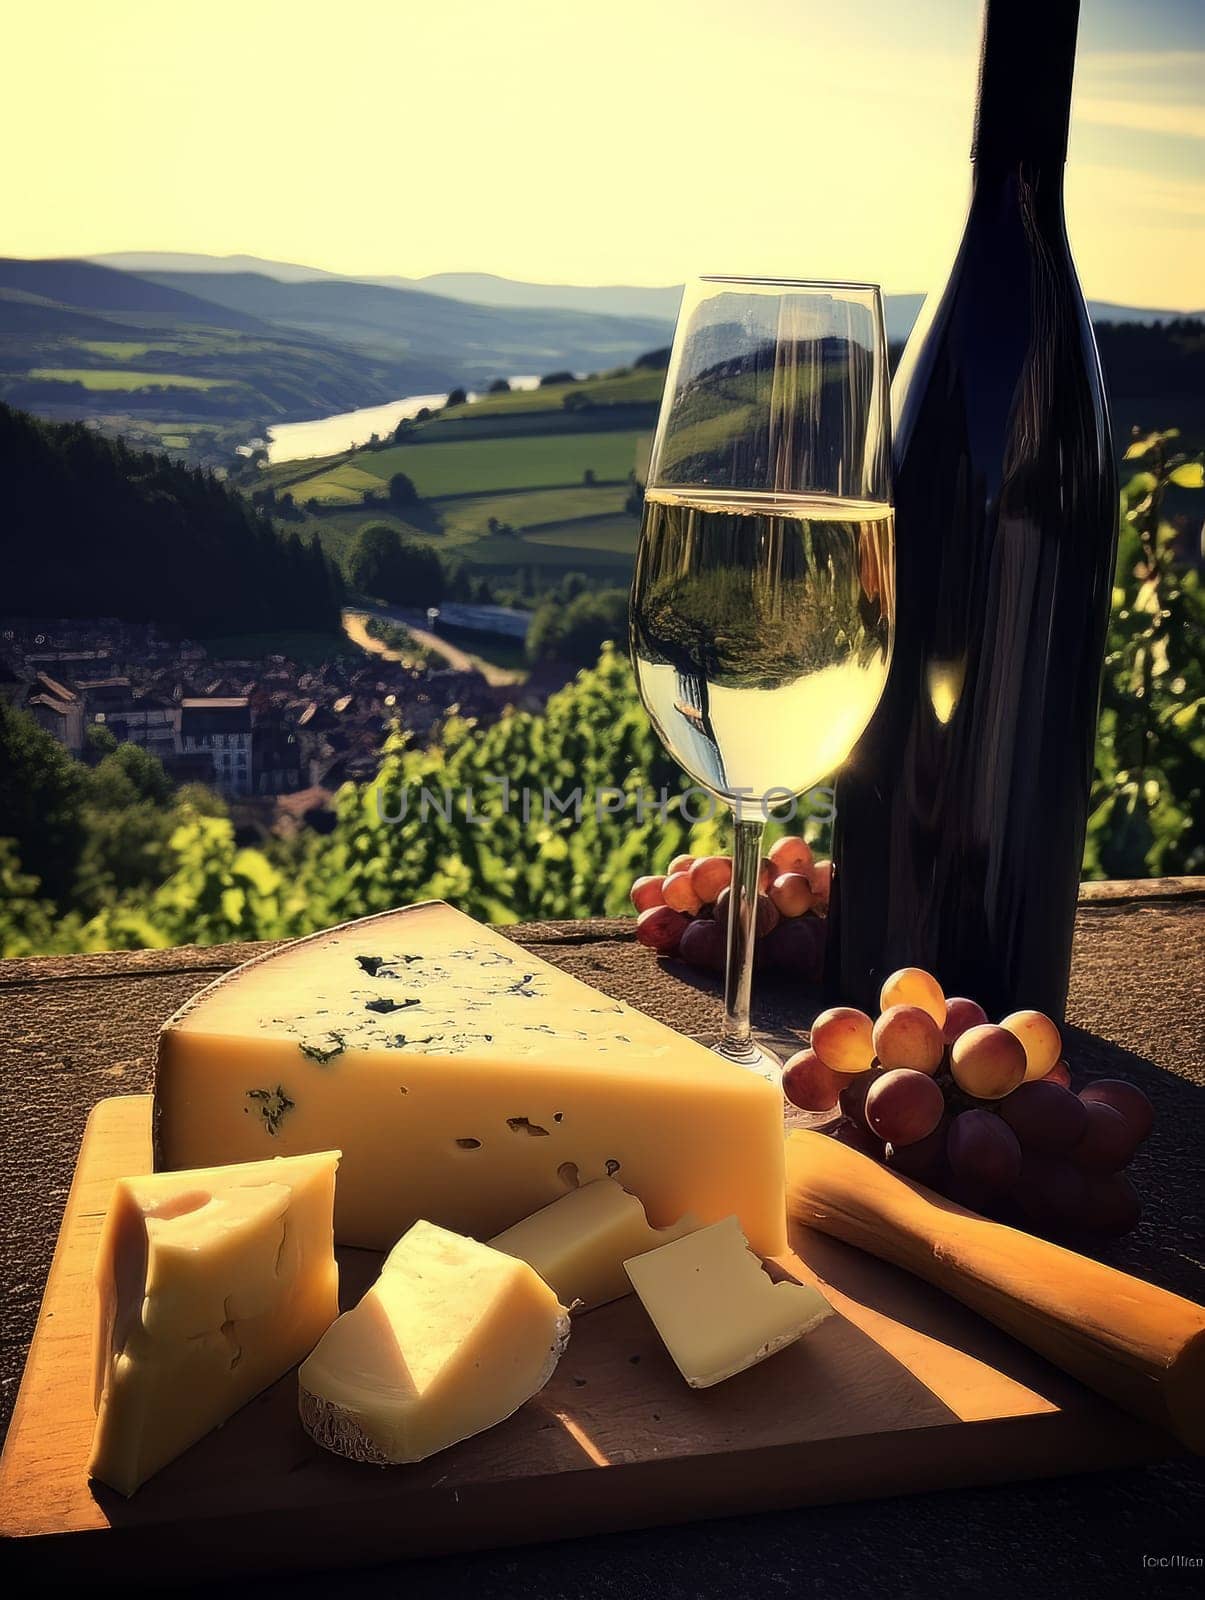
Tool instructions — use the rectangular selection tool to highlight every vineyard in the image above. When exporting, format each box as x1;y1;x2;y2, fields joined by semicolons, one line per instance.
1;434;1201;958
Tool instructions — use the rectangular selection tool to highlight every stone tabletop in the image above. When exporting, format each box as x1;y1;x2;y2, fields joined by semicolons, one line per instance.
2;880;1203;1598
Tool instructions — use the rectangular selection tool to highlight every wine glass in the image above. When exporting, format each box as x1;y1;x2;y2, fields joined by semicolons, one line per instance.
629;277;895;1082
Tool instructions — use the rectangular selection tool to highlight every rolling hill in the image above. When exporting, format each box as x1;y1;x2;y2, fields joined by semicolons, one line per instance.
2;257;678;465
0;259;450;467
87;253;1205;341
130;269;672;378
253;363;665;589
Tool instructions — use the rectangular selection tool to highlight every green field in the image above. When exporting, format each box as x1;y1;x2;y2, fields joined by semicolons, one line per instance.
255;361;661;589
279;429;644;503
79;340;158;361
456;366;664;418
436;484;630;536
29;367;230;391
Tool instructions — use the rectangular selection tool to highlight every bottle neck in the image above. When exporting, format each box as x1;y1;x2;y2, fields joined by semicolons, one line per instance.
971;0;1080;175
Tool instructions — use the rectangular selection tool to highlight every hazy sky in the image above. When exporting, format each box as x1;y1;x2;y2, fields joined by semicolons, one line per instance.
3;0;1202;306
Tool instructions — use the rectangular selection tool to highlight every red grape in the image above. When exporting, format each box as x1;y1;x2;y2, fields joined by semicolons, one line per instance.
879;966;946;1027
886;1117;949;1181
1079;1080;1154;1146
755;892;781;938
689;855;731;905
865;1068;945;1146
838;1065;884;1131
807;859;832;906
635;905;689;955
831;1118;884;1160
1041;1059;1073;1089
709;885;779;941
1068;1101;1135;1175
629;874;665;913
950;1024;1027;1099
947;1109;1022;1192
1015;1157;1090;1235
667;853;695;876
677;917;725;973
769;871;815;918
782;1048;842;1113
811;1007;876;1073
1082;1172;1142;1237
942;996;988;1045
942;1172;1006;1217
997;1080;1088;1155
759;916;825;981
769;834;814;874
872;1004;944;1074
662;870;703;915
1001;1009;1062;1081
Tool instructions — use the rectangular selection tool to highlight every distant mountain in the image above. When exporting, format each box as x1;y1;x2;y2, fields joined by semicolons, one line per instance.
86;254;1203;339
0;258;269;332
89;250;340;283
85;256;1202;343
132;270;674;380
407;273;684;323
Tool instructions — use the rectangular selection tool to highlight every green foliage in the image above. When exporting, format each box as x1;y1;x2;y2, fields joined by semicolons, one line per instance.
1084;429;1205;878
388;471;418;508
346;524;444;607
0;699;86;903
526;588;629;666
0;838;61;957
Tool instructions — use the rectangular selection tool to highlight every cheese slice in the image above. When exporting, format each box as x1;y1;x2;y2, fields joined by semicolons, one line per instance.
491;1178;699;1311
624;1215;833;1388
299;1220;569;1463
155;902;787;1255
89;1150;340;1496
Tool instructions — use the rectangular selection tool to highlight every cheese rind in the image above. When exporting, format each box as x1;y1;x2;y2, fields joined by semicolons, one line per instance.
89;1150;340;1496
491;1178;699;1311
298;1220;570;1464
154;902;787;1255
624;1216;833;1388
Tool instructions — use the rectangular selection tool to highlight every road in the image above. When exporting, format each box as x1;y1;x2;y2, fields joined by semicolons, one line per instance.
342;606;523;686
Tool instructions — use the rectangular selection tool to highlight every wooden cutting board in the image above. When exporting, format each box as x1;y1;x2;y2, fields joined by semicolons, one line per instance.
0;1095;1170;1579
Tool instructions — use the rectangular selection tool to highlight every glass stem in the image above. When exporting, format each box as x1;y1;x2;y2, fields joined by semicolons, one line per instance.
721;812;765;1061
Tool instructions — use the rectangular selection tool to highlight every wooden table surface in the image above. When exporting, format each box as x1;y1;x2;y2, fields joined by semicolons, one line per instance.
3;880;1203;1598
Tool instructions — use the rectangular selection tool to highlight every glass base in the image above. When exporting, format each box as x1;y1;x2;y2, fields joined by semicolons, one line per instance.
712;1037;783;1089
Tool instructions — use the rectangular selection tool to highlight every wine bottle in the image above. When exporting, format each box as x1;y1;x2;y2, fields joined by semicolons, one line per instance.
827;0;1117;1022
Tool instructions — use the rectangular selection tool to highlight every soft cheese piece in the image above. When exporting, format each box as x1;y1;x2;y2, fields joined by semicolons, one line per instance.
491;1178;699;1311
624;1215;833;1388
299;1220;569;1463
89;1150;340;1496
155;902;787;1254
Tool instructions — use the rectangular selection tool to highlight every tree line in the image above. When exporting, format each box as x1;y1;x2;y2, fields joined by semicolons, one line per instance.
0;402;345;636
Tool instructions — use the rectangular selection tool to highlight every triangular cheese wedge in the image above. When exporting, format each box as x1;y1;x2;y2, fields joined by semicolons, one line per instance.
491;1178;699;1311
90;1151;339;1496
299;1220;569;1464
624;1216;833;1388
155;902;786;1254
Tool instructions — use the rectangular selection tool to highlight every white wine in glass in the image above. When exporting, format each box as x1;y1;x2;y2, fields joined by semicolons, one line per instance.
629;279;895;1081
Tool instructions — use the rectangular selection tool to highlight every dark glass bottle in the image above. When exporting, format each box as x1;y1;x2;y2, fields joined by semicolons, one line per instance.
827;0;1117;1021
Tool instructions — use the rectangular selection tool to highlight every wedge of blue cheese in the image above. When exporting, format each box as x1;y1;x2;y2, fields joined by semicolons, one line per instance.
154;901;787;1253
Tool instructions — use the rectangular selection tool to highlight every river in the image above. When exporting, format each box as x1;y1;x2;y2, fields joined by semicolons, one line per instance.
250;376;542;464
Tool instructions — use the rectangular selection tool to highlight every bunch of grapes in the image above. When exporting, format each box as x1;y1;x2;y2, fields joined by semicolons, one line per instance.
782;967;1153;1240
631;837;832;983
